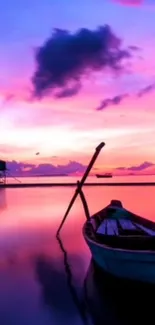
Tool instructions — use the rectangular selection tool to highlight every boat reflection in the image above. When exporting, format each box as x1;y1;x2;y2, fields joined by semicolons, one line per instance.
35;254;74;313
33;232;155;325
84;259;155;325
56;235;88;323
34;245;89;324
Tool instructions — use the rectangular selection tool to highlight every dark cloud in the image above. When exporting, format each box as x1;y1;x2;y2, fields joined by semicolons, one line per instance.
137;83;155;97
5;160;155;177
96;93;128;110
128;161;154;171
116;161;154;172
128;45;141;51
32;25;132;98
6;160;86;176
55;83;81;98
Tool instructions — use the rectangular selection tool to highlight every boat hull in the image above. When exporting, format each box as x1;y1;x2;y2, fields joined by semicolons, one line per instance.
85;236;155;284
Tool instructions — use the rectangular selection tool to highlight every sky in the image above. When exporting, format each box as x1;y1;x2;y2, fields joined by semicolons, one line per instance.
0;0;155;175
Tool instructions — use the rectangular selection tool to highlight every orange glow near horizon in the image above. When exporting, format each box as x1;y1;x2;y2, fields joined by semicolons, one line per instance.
1;88;155;174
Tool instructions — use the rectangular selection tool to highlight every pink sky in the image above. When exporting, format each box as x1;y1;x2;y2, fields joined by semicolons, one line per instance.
0;0;155;175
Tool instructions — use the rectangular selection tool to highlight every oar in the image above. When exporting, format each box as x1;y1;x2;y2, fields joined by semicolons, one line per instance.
56;142;105;236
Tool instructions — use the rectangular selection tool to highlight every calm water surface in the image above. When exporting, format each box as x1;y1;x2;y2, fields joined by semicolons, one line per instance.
6;174;155;184
0;184;155;324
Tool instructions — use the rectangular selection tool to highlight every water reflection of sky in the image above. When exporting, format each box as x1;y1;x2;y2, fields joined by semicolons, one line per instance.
0;186;155;324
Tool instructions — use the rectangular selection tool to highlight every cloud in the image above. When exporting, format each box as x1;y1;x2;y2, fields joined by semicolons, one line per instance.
128;45;141;51
96;93;128;110
32;25;132;98
6;160;86;176
116;161;155;173
5;160;155;177
96;81;155;110
137;83;155;97
3;93;15;103
0;89;34;109
55;83;81;98
128;161;154;171
0;93;15;108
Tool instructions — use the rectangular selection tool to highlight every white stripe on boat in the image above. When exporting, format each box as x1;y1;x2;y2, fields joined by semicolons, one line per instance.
87;239;155;284
107;220;118;235
134;223;155;236
97;219;107;235
119;219;136;230
97;219;118;235
107;222;115;235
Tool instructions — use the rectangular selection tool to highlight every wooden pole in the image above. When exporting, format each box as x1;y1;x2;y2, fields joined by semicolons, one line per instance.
77;181;90;221
56;142;105;236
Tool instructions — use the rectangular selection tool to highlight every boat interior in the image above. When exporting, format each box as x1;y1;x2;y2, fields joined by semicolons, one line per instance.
84;200;155;251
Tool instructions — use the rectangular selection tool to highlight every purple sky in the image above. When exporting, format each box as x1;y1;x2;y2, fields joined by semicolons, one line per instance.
1;0;155;91
1;0;155;176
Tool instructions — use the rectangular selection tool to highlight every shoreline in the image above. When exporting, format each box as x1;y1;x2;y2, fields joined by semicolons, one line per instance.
0;182;155;188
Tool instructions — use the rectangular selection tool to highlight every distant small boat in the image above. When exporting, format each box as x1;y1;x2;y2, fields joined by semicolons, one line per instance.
83;199;155;284
96;173;112;178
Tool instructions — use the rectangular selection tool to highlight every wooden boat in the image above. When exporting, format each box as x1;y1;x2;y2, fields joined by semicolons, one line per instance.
83;199;155;284
96;173;112;178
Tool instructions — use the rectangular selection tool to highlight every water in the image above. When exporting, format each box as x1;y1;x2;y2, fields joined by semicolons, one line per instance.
5;174;155;184
0;182;155;324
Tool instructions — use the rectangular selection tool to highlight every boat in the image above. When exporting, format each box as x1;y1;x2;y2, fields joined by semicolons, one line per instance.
96;173;112;178
83;199;155;284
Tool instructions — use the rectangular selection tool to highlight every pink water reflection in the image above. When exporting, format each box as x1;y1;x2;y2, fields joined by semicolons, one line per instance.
0;185;155;324
0;185;155;264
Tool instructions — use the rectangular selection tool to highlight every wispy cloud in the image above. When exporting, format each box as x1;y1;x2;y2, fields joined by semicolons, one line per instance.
0;93;15;108
116;161;154;171
128;45;141;51
0;88;34;109
96;94;128;110
96;81;155;110
137;83;155;97
115;161;155;175
55;83;81;98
